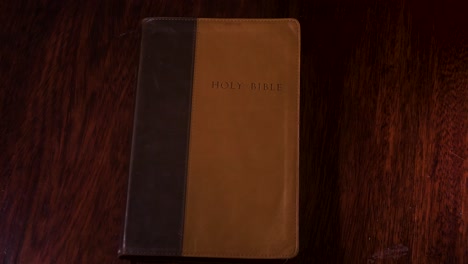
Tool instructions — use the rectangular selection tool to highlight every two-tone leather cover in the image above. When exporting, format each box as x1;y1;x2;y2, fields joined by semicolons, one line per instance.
119;18;300;259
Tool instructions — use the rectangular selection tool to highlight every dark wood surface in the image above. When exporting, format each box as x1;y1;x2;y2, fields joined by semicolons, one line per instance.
1;0;466;263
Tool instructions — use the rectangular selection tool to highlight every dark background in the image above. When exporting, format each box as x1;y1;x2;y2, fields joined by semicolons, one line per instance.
1;0;466;263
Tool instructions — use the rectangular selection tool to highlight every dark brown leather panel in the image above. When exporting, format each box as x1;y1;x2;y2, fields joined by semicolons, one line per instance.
120;18;196;256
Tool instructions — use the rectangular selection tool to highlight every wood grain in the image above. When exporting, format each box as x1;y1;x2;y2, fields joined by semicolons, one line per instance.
0;0;466;263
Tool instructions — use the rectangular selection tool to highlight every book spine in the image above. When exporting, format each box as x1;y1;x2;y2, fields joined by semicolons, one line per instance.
120;18;196;256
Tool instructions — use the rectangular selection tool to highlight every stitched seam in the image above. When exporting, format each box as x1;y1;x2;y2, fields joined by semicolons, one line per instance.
294;18;300;254
143;17;196;22
177;19;198;255
120;18;149;252
180;18;201;255
198;18;298;23
144;17;298;23
120;248;294;258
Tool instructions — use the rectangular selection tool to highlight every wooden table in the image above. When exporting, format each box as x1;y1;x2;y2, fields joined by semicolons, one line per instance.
1;0;466;263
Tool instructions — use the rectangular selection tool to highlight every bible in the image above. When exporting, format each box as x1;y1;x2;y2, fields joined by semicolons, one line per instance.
119;18;300;259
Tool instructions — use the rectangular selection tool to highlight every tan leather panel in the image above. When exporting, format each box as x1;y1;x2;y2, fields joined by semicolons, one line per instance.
183;19;300;258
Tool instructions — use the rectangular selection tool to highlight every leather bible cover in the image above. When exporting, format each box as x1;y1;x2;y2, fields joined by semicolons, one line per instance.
119;18;300;259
